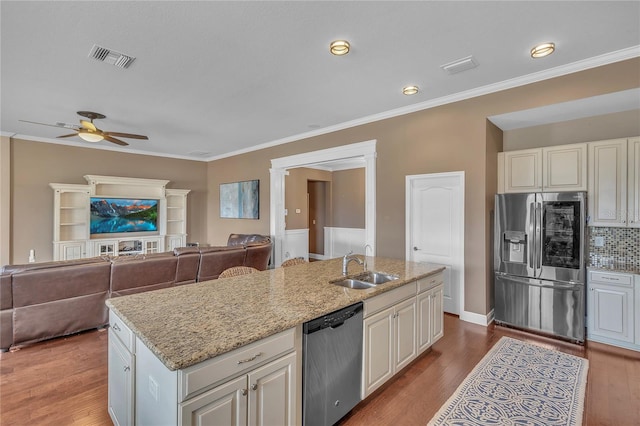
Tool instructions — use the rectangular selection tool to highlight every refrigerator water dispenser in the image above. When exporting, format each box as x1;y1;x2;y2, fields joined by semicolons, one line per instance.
503;231;527;263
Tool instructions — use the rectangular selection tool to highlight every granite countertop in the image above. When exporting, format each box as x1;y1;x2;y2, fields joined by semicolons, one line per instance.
106;256;444;371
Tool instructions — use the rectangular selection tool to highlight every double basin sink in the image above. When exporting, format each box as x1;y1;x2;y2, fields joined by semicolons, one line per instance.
331;271;399;289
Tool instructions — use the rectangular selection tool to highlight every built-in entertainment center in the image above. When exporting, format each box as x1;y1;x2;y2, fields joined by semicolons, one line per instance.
50;175;189;261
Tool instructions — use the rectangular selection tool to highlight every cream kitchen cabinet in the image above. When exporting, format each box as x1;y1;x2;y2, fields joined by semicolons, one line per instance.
499;143;587;193
628;137;640;226
588;137;639;227
417;275;444;353
107;310;300;426
362;283;417;398
179;352;297;426
108;312;136;426
587;270;636;350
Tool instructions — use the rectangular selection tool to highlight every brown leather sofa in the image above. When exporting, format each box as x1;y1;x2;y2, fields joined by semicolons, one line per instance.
0;234;271;351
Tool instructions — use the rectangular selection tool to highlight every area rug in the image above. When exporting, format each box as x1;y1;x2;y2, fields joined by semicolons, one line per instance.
427;336;588;426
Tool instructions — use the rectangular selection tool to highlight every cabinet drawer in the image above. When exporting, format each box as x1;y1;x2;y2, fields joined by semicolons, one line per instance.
109;310;135;352
417;272;444;294
364;282;416;318
178;327;295;402
589;271;633;287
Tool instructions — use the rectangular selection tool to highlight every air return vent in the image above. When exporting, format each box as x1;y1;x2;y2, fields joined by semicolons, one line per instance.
88;44;135;69
440;55;478;75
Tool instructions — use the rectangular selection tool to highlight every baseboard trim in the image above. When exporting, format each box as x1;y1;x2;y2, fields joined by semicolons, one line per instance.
459;308;494;327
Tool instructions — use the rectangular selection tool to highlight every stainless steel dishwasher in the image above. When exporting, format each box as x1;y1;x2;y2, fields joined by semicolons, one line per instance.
303;302;363;426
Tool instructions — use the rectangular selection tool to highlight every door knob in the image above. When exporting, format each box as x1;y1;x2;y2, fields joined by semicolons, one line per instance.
413;247;420;251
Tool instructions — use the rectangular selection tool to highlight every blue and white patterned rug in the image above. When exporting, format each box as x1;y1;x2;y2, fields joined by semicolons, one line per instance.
428;336;588;426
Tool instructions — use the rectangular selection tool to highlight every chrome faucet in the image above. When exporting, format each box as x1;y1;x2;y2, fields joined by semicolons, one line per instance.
363;244;372;271
342;251;364;276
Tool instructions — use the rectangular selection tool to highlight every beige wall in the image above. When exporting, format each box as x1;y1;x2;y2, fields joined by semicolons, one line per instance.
503;109;640;150
7;59;638;315
207;58;640;316
284;168;332;230
331;168;365;229
10;139;208;263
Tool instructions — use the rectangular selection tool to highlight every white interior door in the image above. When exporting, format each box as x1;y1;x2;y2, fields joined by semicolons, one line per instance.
406;172;464;315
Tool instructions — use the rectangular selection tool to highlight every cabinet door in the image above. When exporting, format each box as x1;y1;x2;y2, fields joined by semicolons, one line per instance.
94;240;117;257
416;292;432;353
628;137;640;228
542;143;587;191
247;352;296;426
430;285;444;343
588;283;634;343
179;375;247;426
588;139;627;227
108;330;134;426
394;298;417;371
504;149;542;193
56;241;85;260
362;307;394;398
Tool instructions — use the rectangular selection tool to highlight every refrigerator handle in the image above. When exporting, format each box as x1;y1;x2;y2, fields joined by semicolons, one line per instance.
528;202;535;269
535;203;542;272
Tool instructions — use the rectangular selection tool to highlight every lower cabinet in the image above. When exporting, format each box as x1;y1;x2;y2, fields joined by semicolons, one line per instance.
108;328;135;426
362;272;444;399
362;297;416;397
179;352;296;426
587;270;636;348
417;284;444;353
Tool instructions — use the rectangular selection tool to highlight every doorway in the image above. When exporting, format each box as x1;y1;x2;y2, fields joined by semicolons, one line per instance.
406;172;464;315
270;140;376;266
308;180;328;259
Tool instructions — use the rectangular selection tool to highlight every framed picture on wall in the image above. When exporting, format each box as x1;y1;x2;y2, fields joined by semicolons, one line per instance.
220;179;260;219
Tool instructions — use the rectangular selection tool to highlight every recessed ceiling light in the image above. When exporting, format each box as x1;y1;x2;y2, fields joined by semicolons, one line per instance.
330;40;350;56
403;86;419;96
530;42;555;58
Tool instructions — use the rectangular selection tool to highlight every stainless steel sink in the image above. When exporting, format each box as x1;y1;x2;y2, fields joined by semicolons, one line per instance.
353;271;399;285
331;271;399;289
331;279;378;289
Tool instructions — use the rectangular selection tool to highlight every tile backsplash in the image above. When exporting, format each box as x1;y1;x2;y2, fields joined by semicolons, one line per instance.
588;227;640;270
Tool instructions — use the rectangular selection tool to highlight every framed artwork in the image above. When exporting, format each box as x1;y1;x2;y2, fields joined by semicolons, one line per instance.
220;179;260;219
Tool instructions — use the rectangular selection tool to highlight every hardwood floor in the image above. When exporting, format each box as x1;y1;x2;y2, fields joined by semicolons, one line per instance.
1;315;638;425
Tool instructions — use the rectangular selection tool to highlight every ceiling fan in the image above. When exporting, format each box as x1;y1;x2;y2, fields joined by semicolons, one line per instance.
19;111;149;146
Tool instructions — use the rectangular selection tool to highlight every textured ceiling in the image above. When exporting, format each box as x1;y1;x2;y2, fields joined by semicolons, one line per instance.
1;1;639;161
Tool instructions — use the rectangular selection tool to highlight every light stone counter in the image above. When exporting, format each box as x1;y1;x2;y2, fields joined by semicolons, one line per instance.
106;256;444;371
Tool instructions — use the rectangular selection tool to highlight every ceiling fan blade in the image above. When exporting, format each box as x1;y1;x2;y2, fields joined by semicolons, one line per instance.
103;135;129;146
80;120;97;131
19;119;79;130
56;133;79;138
104;131;148;140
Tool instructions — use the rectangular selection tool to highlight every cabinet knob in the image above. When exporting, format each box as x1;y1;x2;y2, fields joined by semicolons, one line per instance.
251;384;258;391
112;323;121;332
123;366;130;372
413;247;420;251
241;389;248;396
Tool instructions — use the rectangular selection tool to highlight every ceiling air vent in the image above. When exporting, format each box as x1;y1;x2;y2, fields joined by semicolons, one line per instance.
440;55;478;75
88;44;135;69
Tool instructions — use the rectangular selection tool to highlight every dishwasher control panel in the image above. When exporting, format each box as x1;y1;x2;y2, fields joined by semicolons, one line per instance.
303;302;363;334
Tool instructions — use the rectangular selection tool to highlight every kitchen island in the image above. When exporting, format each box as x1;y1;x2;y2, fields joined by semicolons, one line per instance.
106;256;445;426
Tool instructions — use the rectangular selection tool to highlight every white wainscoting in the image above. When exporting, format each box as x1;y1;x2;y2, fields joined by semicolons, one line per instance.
283;229;309;262
324;227;366;259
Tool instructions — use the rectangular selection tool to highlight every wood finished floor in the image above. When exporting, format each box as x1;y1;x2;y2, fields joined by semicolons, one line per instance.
1;315;638;425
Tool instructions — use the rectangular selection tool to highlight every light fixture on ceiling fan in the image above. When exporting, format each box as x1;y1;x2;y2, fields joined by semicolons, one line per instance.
19;111;148;146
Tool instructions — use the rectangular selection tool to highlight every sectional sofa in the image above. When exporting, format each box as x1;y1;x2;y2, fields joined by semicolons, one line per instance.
0;234;271;351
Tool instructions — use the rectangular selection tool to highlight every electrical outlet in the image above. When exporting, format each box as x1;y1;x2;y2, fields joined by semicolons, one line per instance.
148;376;158;401
295;208;301;214
594;236;604;247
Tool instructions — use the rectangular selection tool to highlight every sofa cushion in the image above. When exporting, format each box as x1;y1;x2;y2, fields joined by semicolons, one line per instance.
227;234;271;247
244;243;272;271
197;246;246;281
110;255;178;294
174;247;200;285
12;262;112;307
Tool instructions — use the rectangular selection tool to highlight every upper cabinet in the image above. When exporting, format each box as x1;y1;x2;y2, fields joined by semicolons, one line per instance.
499;143;587;193
588;137;639;228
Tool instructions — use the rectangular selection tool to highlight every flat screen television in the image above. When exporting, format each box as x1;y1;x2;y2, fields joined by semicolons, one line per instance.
90;198;158;235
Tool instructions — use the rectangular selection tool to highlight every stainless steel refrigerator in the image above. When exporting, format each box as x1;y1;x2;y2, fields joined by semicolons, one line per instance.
494;192;586;343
